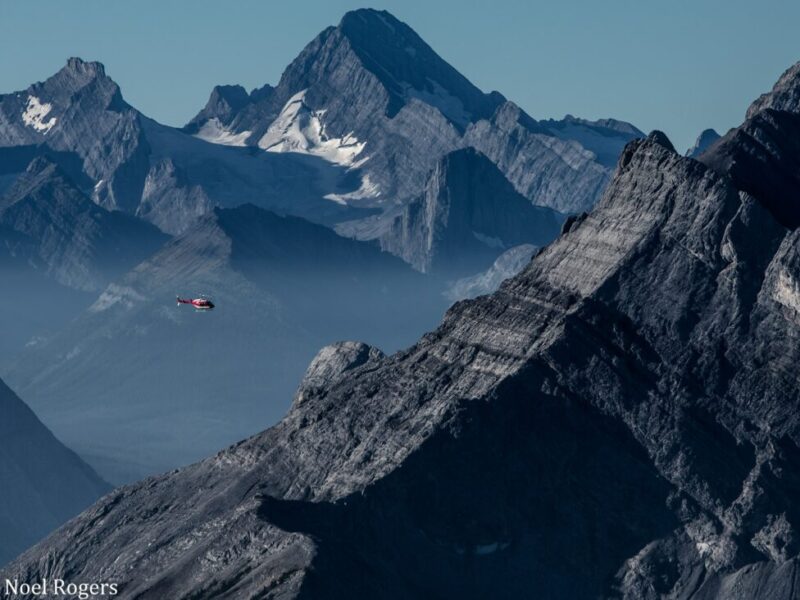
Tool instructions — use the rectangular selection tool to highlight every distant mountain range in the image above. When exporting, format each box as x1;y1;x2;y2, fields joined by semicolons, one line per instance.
1;9;641;245
686;128;721;157
6;53;800;600
186;9;642;217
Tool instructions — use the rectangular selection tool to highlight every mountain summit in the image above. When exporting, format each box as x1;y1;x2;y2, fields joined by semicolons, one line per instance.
187;9;642;216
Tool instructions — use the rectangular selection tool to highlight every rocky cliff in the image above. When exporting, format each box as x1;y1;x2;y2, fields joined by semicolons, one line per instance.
380;147;562;274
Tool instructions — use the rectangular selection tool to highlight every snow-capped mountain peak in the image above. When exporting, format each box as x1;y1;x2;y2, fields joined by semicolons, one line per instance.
257;90;367;167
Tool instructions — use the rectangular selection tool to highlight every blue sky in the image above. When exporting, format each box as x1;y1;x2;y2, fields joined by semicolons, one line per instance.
1;0;798;152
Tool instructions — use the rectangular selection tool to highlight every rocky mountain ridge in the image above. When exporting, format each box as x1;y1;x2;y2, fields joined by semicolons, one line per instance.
188;8;642;216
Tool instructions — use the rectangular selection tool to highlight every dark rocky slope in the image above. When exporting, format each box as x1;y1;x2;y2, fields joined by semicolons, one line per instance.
0;378;108;566
7;56;800;600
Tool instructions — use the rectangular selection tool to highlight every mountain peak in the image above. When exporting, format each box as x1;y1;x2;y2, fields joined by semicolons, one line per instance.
29;56;125;113
339;8;402;31
645;129;676;153
747;60;800;118
685;128;721;158
329;8;504;125
64;56;106;77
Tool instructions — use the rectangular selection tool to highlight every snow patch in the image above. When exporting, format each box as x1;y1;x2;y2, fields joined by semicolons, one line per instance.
194;118;251;147
696;541;712;556
324;174;381;205
258;90;367;167
22;96;57;133
774;270;800;314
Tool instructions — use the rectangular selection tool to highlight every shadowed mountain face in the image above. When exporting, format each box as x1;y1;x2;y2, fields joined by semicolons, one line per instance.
7;61;800;599
380;148;563;275
0;377;108;567
3;204;448;484
686;128;721;158
0;157;168;291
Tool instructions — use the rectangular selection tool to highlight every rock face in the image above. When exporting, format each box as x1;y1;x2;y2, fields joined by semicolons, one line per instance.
0;377;108;566
0;157;168;291
3;204;447;483
380;148;563;274
0;57;150;213
686;128;721;158
191;8;641;216
464;106;642;213
6;61;800;599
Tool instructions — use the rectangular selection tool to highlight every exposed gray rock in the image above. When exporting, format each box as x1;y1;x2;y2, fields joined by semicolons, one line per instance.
747;61;800;117
184;84;272;134
0;57;151;213
686;128;721;158
379;147;563;274
0;377;108;566
7;62;800;599
294;341;385;405
463;102;642;213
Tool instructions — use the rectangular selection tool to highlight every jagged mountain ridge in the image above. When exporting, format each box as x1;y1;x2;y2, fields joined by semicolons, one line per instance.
6;61;800;599
4;203;447;484
0;57;370;235
0;156;168;291
0;377;108;567
0;9;639;269
188;8;643;215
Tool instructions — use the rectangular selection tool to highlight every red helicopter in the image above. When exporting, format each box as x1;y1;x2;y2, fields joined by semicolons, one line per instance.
176;295;215;310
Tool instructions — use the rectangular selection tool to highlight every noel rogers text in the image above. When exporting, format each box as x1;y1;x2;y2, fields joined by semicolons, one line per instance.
4;578;118;599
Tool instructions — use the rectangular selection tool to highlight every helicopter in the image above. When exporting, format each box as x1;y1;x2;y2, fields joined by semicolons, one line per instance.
176;295;215;310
